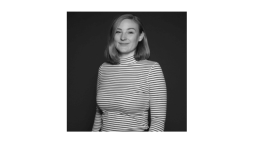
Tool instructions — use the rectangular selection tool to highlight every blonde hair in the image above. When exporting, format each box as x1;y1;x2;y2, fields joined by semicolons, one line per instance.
104;14;150;64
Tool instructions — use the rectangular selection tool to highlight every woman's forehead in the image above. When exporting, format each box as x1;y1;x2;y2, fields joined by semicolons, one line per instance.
117;19;139;30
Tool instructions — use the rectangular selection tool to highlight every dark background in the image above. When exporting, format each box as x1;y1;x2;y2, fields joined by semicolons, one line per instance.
67;12;187;131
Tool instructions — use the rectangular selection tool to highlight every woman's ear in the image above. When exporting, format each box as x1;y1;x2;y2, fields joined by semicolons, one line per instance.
139;32;144;42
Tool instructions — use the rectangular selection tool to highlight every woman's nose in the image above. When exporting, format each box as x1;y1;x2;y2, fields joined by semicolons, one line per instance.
121;33;127;40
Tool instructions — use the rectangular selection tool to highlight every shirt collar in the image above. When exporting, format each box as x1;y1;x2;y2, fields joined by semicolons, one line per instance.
119;55;137;65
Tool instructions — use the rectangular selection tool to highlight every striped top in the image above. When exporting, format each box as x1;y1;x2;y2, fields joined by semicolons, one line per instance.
92;55;167;132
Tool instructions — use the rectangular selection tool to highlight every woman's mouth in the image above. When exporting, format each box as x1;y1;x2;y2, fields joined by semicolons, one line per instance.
119;43;129;46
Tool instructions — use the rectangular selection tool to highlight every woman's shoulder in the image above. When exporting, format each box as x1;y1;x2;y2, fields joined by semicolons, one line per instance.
100;62;113;67
139;60;164;72
98;62;107;69
98;62;112;70
138;59;160;66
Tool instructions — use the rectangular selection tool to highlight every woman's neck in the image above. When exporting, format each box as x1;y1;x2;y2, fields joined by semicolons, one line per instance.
119;50;135;59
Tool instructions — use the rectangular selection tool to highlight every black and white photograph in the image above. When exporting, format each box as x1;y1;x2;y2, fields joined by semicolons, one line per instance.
67;12;187;132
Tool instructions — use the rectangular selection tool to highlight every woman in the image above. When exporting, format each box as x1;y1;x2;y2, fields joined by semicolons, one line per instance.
92;14;167;132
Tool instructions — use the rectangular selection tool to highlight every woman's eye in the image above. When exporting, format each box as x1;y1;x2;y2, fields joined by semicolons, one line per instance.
116;31;121;33
128;32;134;34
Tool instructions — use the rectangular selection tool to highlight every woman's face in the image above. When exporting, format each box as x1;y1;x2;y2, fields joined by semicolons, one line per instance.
114;19;144;56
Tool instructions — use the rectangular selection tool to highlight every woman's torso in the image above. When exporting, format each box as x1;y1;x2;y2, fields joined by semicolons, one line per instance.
97;59;156;131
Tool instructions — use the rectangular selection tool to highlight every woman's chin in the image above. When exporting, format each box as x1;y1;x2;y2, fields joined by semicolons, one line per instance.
117;48;130;54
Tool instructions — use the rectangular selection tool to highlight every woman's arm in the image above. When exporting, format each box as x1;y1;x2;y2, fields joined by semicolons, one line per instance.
148;62;167;132
92;106;102;131
92;65;103;131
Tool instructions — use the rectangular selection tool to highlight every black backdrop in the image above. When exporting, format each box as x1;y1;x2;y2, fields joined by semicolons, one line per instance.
67;12;187;131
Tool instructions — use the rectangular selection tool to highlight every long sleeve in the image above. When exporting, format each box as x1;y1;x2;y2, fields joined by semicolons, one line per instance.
92;65;103;131
148;62;167;132
92;106;102;131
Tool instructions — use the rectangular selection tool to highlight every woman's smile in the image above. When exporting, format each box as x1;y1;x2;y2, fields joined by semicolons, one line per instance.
119;43;129;45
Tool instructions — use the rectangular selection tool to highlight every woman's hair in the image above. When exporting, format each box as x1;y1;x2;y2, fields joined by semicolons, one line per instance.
104;14;150;64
